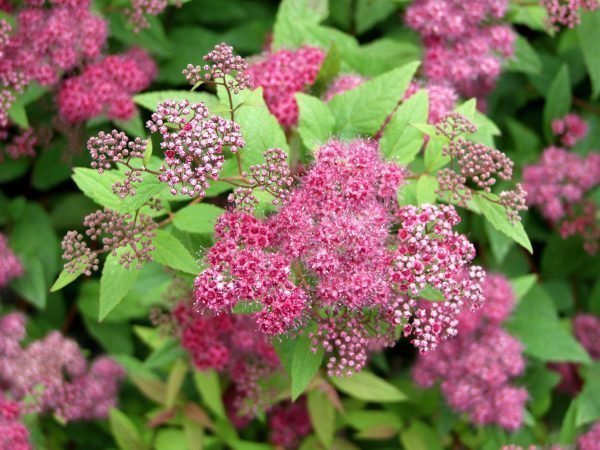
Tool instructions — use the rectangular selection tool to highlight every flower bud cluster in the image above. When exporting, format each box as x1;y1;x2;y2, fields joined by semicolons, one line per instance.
541;0;600;29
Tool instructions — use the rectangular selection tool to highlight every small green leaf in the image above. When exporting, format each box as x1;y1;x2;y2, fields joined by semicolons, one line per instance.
99;251;141;321
472;194;533;254
152;230;200;274
308;389;336;449
109;408;149;450
330;371;407;402
194;370;226;419
166;359;188;409
420;285;445;302
291;334;324;400
172;204;224;234
143;138;153;166
543;65;571;141
50;265;85;292
296;93;335;151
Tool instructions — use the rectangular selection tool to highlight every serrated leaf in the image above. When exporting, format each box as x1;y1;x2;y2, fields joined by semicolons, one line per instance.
50;265;85;292
109;408;148;450
72;168;122;209
296;93;335;151
472;195;532;253
273;0;329;48
308;389;336;448
291;335;324;400
99;251;141;321
151;230;200;274
172;204;224;234
194;370;226;419
330;371;407;402
328;62;420;137
117;175;167;213
380;90;428;164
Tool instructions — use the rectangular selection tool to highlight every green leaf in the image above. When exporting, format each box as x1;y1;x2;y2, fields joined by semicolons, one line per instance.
472;195;533;253
420;285;445;302
134;90;217;112
328;62;420;137
484;219;513;264
155;429;188;450
172;204;224;234
72;168;122;209
291;334;324;400
423;137;449;172
114;111;145;138
151;230;200;274
400;420;443;450
273;0;329;48
8;99;28;128
108;12;171;57
510;274;538;302
506;35;542;75
50;265;85;292
559;400;578;445
117;174;167;214
109;408;148;450
380;90;428;164
416;175;438;205
509;4;547;31
99;251;141;321
312;43;342;94
166;359;188;409
183;418;204;450
543;65;571;141
578;10;600;99
344;410;401;431
330;371;407;402
194;370;226;419
296;93;335;151
354;0;397;34
575;363;600;427
506;286;591;363
143;138;153;166
308;389;336;449
12;258;46;308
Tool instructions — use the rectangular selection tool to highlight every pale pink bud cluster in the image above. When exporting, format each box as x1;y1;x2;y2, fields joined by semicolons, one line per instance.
126;0;181;32
229;148;294;212
323;74;367;102
147;99;245;198
0;394;30;450
268;399;312;450
193;139;485;375
0;312;125;423
0;234;23;288
58;48;156;123
436;113;527;222
183;43;251;93
0;20;10;59
404;80;458;124
541;0;600;29
61;208;157;274
246;46;325;127
552;113;588;148
413;274;527;431
2;129;37;161
405;0;515;99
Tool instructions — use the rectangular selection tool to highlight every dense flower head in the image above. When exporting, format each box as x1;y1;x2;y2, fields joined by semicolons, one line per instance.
578;421;600;450
0;394;30;450
0;234;23;288
61;208;157;275
413;274;527;430
183;43;251;93
573;313;600;359
323;74;367;102
0;19;10;59
0;313;125;423
268;399;312;449
2;129;37;161
541;0;600;29
406;0;515;99
246;46;325;127
57;48;156;123
194;138;484;375
552;113;588;147
147;99;245;198
523;147;600;223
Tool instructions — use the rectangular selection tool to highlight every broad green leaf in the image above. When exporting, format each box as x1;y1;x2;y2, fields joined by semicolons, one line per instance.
578;10;600;99
347;37;421;77
155;429;188;450
72;168;122;209
510;274;538;302
354;0;397;34
183;418;204;450
523;364;561;417
559;400;578;445
575;363;600;427
99;252;141;321
296;93;335;151
152;230;200;274
485;219;513;264
109;409;148;450
506;35;542;75
344;410;401;431
291;334;324;400
114;111;145;138
328;62;420;137
423;138;449;172
312;43;342;94
166;359;188;409
509;4;547;31
506;286;591;363
109;13;171;57
380;90;428;164
117;174;167;214
472;195;533;253
416;175;438;205
172;204;224;234
420;285;445;302
273;0;329;48
400;420;443;450
134;90;217;111
543;65;571;141
194;370;226;419
330;371;407;402
12;257;46;308
50;265;85;292
8;98;28;128
308;389;336;449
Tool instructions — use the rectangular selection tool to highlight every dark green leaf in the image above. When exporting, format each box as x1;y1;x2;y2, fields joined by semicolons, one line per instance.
543;65;571;141
291;334;324;400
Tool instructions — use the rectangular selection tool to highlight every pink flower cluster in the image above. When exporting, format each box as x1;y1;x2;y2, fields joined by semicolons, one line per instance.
523;147;600;253
58;48;156;123
193;138;484;376
0;394;30;450
174;303;280;418
1;129;37;162
246;46;325;127
552;113;588;148
0;0;106;123
578;421;600;450
147;99;245;198
413;274;527;430
0;312;125;423
405;80;458;124
0;233;22;288
405;0;515;99
541;0;600;29
267;399;312;449
573;313;600;360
